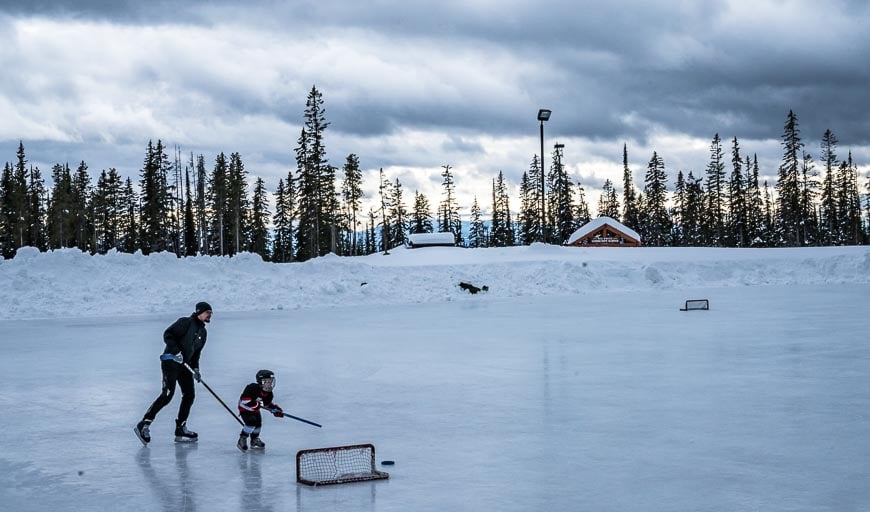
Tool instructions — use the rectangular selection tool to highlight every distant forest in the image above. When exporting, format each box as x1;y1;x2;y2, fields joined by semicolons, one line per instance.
1;86;868;261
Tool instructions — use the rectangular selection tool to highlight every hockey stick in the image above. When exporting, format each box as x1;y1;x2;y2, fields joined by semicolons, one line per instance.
183;363;245;427
275;412;322;428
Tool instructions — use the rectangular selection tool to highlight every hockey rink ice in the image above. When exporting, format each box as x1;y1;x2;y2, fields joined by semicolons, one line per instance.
1;284;869;511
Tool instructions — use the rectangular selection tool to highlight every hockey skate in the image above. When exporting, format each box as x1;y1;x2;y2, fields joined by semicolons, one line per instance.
174;420;198;443
250;436;265;450
134;419;151;445
237;435;248;452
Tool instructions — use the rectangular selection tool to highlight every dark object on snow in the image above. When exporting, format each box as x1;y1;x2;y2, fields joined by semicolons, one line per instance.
360;282;367;286
381;460;395;465
680;299;709;311
459;282;489;294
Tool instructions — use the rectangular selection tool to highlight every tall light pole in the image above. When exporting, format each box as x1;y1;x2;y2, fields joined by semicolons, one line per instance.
537;109;551;243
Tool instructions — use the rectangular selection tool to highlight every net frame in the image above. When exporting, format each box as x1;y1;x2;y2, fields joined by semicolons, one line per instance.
680;299;710;311
296;443;390;486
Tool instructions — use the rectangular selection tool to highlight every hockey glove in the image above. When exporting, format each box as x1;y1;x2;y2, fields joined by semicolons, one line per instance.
271;406;284;418
192;368;202;383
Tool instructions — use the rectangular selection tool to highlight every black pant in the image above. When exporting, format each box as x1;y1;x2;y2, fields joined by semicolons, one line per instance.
143;360;195;423
240;411;262;436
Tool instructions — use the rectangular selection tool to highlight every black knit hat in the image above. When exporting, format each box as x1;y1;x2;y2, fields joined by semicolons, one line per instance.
195;301;212;314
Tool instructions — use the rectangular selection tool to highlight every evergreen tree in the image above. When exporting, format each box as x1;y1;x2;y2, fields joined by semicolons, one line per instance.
597;179;620;219
621;143;639;230
641;151;671;246
195;154;207;255
728;137;748;247
120;178;138;253
762;180;775;246
183;166;197;257
272;179;292;262
439;164;461;244
837;152;862;245
72;161;93;252
799;151;819;245
46;163;73;249
818;129;839;245
704;133;727;245
341;154;363;255
27;164;48;251
520;157;543;243
0;162;14;257
776;110;803;246
249;176;270;258
746;155;764;246
549;144;574;244
490;171;513;247
207;152;230;255
411;190;433;234
388;177;408;248
139;141;171;254
92;168;124;252
468;196;486;248
226;152;250;255
574;181;591;227
377;168;392;252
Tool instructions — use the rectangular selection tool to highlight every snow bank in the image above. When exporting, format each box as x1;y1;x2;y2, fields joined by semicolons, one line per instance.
1;245;868;320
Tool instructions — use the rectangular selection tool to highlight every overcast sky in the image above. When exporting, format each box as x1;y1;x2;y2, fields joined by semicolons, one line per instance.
2;0;868;215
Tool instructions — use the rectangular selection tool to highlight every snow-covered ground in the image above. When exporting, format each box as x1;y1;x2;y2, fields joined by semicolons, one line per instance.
1;246;869;511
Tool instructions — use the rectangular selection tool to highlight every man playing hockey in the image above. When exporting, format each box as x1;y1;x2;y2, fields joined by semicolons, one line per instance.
134;301;212;445
237;369;284;452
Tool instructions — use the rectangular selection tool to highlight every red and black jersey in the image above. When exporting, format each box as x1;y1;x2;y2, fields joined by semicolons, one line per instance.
238;382;277;414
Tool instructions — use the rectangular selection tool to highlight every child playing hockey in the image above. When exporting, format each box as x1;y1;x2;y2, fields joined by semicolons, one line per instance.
237;369;284;452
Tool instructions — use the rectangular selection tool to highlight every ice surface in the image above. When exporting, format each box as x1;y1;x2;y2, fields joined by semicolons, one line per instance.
1;247;869;511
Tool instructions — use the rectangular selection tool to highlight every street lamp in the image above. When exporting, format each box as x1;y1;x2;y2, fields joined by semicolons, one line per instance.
537;109;552;243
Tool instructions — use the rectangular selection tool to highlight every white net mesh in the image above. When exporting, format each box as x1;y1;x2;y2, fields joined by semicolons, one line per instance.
296;444;389;486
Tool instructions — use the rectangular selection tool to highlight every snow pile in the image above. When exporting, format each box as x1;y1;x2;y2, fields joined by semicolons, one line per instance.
1;244;868;320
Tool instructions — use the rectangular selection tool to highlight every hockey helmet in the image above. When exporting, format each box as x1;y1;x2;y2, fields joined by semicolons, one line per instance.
256;369;275;391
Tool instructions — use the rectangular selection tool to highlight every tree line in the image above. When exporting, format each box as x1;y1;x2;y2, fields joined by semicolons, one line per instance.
1;91;868;261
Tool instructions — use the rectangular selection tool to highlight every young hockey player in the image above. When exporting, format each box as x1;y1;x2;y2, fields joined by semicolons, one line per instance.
237;369;284;452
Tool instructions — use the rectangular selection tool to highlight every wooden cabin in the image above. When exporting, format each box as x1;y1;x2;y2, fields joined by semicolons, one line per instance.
407;232;457;248
565;216;641;247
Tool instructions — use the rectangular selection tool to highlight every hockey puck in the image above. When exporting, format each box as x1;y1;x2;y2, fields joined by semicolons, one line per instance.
380;460;395;466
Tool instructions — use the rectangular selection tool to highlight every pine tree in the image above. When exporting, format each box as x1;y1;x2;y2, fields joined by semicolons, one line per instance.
139;141;171;254
120;178;139;253
341;154;363;255
818;129;839;245
411;190;433;234
9;142;29;250
490;171;513;247
762;180;775;246
439;164;461;244
621;143;639;230
799;151;819;245
92;168;124;252
0;162;14;257
549;144;574;244
183;166;197;257
195;154;207;255
377;168;392;252
72;161;93;252
776;110;803;246
746;155;764;246
520;156;543;243
728;137;748;247
27;164;48;251
226;152;250;255
837;152;862;245
207;153;229;255
468;196;486;248
704;133;727;246
272;179;292;262
388;178;408;248
574;181;591;227
249;176;270;258
641;151;671;246
597;179;620;219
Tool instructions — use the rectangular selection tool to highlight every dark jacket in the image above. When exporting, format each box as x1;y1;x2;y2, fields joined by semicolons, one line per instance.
162;314;207;368
238;383;278;414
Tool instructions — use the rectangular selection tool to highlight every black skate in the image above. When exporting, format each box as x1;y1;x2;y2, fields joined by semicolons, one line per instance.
237;435;248;452
250;436;265;450
134;419;151;445
174;420;198;443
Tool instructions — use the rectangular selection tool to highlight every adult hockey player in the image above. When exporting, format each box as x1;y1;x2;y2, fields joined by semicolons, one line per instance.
134;301;212;445
236;370;284;452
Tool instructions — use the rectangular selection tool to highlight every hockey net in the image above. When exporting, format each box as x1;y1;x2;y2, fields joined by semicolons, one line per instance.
680;299;710;311
296;444;390;486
